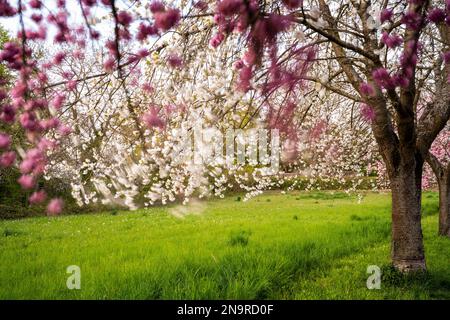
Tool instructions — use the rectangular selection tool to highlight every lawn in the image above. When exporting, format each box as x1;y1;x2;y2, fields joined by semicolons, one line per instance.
0;191;449;299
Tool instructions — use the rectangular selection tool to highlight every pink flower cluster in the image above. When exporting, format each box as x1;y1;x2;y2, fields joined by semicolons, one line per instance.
371;39;420;90
380;9;393;23
142;106;166;130
0;0;16;17
47;198;63;216
211;0;304;92
151;2;181;31
359;82;375;97
360;104;376;123
137;23;158;42
380;32;403;49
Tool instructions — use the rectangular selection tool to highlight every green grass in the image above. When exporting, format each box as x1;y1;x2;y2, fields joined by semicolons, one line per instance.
0;191;449;299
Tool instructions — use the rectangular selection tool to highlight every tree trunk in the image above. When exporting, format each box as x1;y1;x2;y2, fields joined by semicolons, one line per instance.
390;157;426;272
438;173;450;237
425;154;450;237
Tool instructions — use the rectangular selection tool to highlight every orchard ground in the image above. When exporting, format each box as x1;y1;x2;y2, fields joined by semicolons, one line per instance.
0;191;449;299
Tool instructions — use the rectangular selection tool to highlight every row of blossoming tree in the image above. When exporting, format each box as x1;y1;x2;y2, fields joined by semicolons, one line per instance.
0;0;449;273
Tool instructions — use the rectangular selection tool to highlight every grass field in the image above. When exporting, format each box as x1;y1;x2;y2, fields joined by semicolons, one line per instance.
0;191;449;300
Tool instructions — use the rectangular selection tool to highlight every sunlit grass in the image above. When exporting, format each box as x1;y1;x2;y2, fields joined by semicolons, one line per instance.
0;191;448;299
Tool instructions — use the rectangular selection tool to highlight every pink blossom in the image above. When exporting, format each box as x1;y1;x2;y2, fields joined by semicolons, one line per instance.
62;71;73;80
24;99;47;112
66;80;77;91
137;48;150;58
20;148;47;175
142;83;154;93
234;59;244;69
214;13;225;25
90;30;100;40
58;124;72;136
38;138;56;151
0;0;16;16
11;82;26;99
392;73;410;88
209;33;225;48
380;9;393;23
137;23;158;41
235;15;248;32
142;107;166;129
428;8;446;24
47;198;64;216
252;14;292;44
20;159;35;174
53;52;66;65
381;32;403;48
443;51;450;64
372;68;395;90
38;72;48;83
0;42;21;69
401;11;422;30
237;66;252;92
105;40;118;56
20;112;41;131
0;104;16;123
82;0;97;6
216;0;243;16
18;175;35;190
242;49;257;66
149;1;165;13
359;82;375;97
52;93;66;109
167;54;183;68
154;8;181;31
41;117;60;130
0;133;11;149
73;49;84;59
29;190;47;204
29;0;42;9
282;0;302;9
31;13;43;23
0;151;16;167
360;104;376;123
117;11;133;26
104;58;116;73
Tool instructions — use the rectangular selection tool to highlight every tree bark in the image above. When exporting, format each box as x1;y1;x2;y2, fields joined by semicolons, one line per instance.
438;168;450;237
437;172;450;237
389;155;427;272
426;154;450;237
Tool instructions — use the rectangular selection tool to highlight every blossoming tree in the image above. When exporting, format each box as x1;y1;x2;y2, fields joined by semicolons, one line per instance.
204;0;450;272
0;0;449;273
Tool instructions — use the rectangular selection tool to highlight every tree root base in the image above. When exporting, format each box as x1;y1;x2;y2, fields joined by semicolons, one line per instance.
393;259;427;273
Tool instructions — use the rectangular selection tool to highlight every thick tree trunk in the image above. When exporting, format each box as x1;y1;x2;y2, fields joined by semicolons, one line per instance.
390;157;426;272
438;174;450;237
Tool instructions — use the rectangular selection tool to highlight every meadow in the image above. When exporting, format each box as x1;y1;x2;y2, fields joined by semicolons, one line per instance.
0;191;449;300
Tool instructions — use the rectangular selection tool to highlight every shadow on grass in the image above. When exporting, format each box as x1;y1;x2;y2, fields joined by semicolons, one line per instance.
294;192;352;201
108;220;392;299
381;264;450;299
